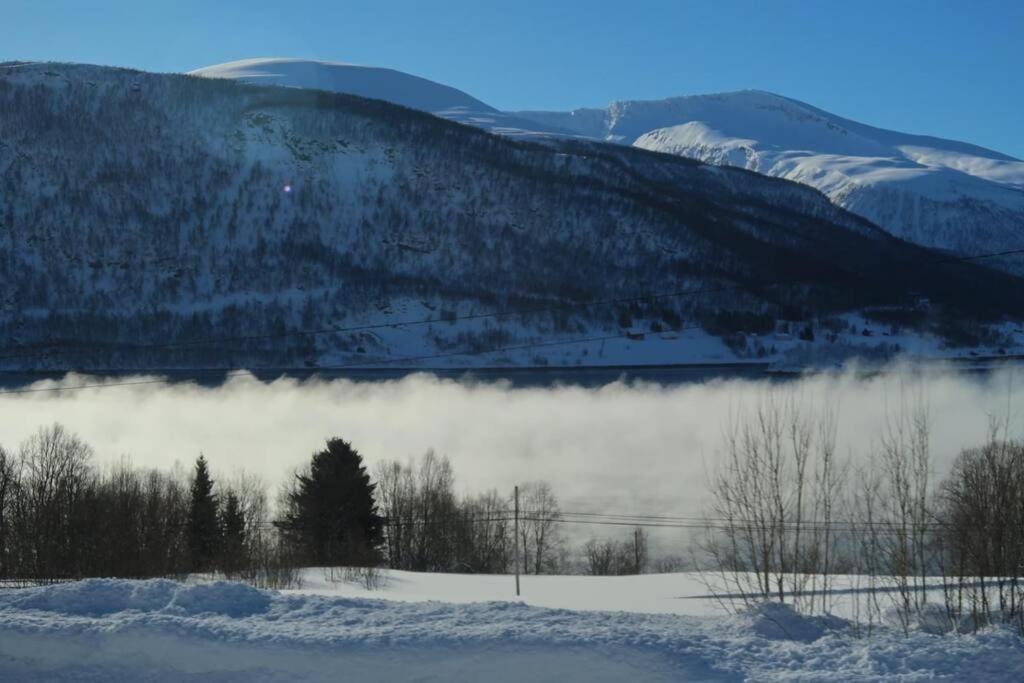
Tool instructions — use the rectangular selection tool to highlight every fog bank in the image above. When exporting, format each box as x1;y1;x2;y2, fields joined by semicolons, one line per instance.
1;366;1021;528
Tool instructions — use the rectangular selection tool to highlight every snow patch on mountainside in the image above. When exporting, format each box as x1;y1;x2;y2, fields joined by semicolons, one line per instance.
635;119;1024;206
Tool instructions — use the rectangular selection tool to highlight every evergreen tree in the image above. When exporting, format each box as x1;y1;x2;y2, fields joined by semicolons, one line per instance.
282;439;383;565
219;491;246;577
187;455;219;572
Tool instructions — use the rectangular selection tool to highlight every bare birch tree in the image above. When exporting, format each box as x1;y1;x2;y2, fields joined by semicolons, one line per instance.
701;392;844;614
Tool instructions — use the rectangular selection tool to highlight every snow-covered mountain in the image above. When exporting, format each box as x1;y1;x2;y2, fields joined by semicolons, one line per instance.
515;92;1024;264
1;61;1021;370
190;58;492;113
190;58;571;138
192;61;1024;265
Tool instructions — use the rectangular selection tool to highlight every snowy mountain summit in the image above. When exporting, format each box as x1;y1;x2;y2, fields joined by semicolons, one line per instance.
189;58;491;113
190;58;569;138
517;91;1024;263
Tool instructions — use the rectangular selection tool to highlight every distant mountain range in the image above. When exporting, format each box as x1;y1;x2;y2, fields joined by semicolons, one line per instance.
1;60;1022;370
519;92;1024;264
193;59;1024;269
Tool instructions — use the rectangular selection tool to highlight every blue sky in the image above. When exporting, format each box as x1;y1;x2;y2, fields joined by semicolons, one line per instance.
4;0;1022;157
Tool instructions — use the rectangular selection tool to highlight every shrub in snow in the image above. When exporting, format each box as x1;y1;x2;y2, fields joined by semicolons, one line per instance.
739;602;850;643
883;602;956;636
166;581;272;618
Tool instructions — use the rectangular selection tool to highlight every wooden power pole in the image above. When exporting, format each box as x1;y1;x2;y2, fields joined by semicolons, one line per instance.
634;527;641;574
514;485;520;597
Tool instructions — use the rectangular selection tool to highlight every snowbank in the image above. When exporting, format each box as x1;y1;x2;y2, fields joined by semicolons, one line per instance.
2;578;1024;681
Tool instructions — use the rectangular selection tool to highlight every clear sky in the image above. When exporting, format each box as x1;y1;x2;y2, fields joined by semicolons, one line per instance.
4;0;1022;157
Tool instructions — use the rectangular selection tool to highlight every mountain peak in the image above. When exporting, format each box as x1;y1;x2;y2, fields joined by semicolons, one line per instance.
189;57;496;114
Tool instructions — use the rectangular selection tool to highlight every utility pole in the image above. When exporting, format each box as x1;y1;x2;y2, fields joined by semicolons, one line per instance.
514;485;520;597
634;527;641;574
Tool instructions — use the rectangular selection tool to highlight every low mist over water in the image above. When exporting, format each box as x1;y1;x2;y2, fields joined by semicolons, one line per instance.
1;365;1021;525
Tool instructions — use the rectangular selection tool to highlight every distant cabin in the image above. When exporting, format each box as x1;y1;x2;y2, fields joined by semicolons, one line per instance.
625;327;646;341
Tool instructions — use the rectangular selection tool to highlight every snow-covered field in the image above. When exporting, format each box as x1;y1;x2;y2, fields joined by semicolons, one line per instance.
3;570;1023;681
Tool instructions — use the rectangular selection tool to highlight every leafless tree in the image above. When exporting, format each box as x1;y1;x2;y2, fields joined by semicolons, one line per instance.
15;424;93;579
582;527;647;575
871;393;932;634
374;459;415;569
936;429;1024;634
700;393;845;613
0;446;17;577
519;481;565;575
376;452;515;573
458;489;513;573
413;450;458;571
583;537;618;575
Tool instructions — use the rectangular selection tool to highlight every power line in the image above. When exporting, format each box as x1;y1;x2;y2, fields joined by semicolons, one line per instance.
249;512;949;535
553;509;943;528
528;510;950;533
249;503;955;533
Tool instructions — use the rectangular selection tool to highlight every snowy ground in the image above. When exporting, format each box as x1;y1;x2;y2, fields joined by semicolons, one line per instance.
3;571;1024;681
314;297;1024;371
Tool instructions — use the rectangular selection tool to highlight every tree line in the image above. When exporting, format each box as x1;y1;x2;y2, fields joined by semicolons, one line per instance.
373;452;568;574
699;394;1024;636
9;402;1015;638
0;423;645;586
0;425;287;586
0;427;395;586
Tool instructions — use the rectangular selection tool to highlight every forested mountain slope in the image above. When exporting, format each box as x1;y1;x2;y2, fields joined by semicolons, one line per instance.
1;62;1021;369
196;59;1024;274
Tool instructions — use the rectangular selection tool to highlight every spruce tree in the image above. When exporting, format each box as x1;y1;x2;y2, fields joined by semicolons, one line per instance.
283;439;383;566
187;455;219;572
219;491;246;577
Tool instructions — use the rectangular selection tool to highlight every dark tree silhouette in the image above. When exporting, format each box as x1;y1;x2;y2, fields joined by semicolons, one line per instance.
187;455;219;572
282;439;383;566
219;490;246;577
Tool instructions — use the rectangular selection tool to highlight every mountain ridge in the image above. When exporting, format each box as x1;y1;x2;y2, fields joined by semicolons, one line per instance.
1;61;1022;370
191;58;1024;265
189;57;497;113
521;89;1021;163
515;90;1024;262
190;58;575;139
